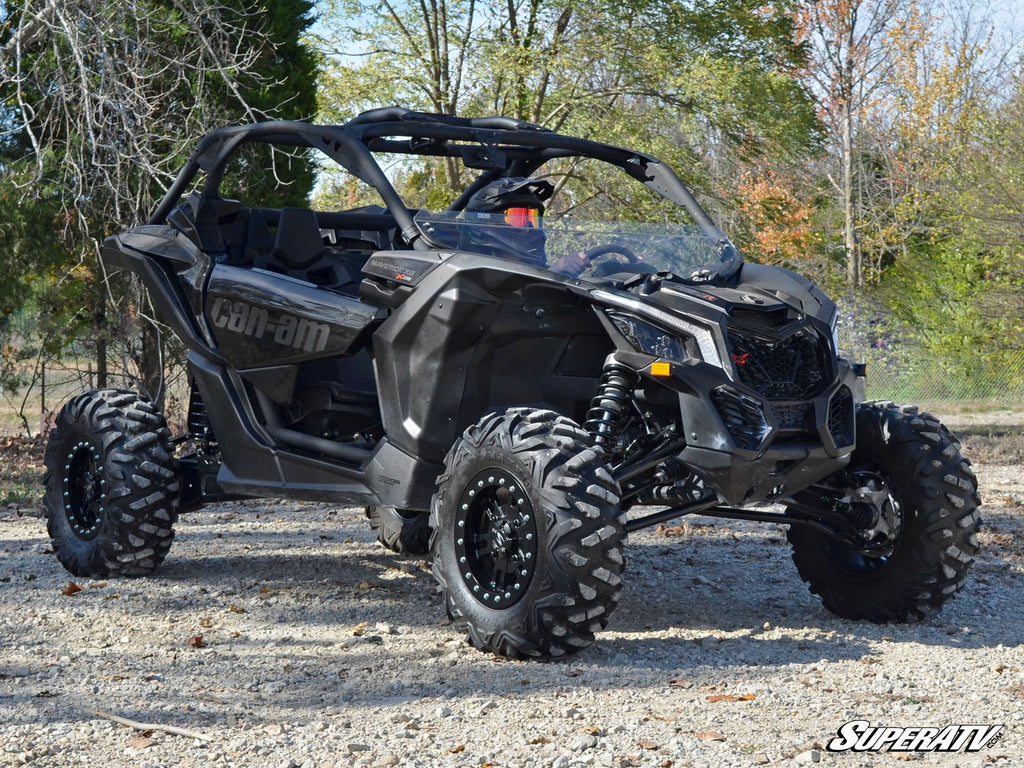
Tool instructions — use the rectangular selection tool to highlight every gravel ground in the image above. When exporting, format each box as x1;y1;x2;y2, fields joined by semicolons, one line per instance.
1;426;1021;768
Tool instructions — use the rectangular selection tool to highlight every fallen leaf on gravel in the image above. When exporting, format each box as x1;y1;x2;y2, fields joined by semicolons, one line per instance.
352;622;368;636
446;745;466;754
199;617;213;628
188;635;206;648
696;732;726;742
229;604;245;613
529;736;550;745
128;736;154;749
62;582;82;596
706;693;755;702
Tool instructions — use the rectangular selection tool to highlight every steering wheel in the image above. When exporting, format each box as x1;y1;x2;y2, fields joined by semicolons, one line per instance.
585;243;644;277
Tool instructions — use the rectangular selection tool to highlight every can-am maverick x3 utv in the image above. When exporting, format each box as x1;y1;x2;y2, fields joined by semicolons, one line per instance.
43;108;980;659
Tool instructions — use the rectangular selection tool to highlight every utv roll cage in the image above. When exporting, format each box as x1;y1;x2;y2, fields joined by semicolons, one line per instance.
149;107;740;277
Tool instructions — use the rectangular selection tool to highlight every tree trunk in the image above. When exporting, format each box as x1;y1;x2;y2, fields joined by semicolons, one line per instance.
94;270;108;389
842;96;860;288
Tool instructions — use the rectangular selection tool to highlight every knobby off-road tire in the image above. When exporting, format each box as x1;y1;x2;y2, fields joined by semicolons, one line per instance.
785;401;980;622
365;506;431;555
43;389;180;578
430;408;626;659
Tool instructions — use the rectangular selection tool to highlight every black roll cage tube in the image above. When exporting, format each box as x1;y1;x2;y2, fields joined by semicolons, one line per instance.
148;108;737;265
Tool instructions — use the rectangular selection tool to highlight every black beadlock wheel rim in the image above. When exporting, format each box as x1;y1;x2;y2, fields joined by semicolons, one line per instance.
454;468;539;608
62;440;106;541
827;467;903;574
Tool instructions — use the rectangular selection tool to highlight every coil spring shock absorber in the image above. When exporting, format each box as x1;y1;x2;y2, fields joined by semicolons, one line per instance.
584;360;639;451
821;492;876;529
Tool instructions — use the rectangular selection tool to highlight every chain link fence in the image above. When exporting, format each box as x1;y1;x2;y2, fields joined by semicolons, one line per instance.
0;339;191;437
835;300;1024;408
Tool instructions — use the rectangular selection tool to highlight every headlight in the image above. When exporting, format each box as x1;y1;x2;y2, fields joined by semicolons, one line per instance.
592;289;723;367
608;312;689;363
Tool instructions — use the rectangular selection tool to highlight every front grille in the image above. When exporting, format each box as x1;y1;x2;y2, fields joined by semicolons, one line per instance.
828;386;855;448
711;386;770;451
727;327;830;400
772;403;811;432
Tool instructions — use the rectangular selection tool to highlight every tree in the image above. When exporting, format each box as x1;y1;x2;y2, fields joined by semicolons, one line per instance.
0;0;317;407
315;0;821;212
797;0;905;287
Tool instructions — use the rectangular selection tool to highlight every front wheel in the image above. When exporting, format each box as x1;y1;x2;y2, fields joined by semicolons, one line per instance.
430;408;626;659
784;401;980;622
42;389;180;578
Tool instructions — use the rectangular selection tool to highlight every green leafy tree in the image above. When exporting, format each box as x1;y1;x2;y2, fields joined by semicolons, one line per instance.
314;0;821;215
0;0;317;411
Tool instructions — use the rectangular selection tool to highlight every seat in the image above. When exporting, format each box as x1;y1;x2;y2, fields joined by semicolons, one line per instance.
272;208;328;269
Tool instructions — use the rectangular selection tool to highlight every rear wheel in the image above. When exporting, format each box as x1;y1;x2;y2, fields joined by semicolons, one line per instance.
365;505;431;555
784;402;980;622
43;389;180;578
431;408;625;659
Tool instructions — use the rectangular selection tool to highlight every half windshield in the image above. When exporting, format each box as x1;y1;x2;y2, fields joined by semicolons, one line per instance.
415;210;738;282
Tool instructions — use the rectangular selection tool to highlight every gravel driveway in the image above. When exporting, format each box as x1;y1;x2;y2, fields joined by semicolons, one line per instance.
1;430;1021;768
